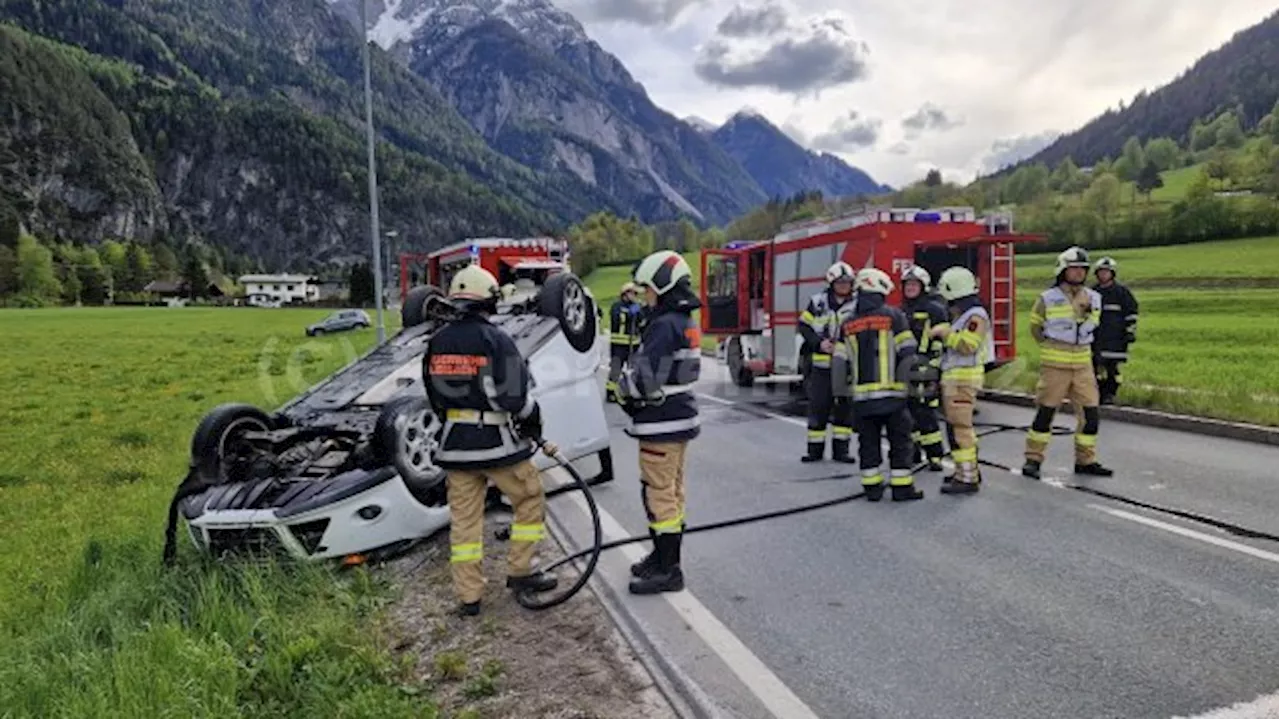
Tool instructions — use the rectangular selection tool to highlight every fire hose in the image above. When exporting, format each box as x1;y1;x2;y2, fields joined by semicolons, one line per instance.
507;415;1078;611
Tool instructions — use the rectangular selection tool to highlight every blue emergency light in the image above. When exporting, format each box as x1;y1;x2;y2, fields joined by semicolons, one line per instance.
914;212;941;223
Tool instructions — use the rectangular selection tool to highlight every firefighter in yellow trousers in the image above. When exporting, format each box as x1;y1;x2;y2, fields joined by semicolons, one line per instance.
1021;246;1114;479
423;265;558;617
929;267;993;494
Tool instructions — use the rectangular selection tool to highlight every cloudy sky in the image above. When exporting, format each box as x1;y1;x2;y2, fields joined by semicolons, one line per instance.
554;0;1276;188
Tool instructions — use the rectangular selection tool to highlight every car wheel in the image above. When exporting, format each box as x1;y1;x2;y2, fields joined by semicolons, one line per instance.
401;285;444;328
190;404;274;484
538;272;597;352
373;395;446;496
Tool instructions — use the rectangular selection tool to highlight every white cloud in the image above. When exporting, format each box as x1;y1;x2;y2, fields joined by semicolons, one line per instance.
565;0;1278;187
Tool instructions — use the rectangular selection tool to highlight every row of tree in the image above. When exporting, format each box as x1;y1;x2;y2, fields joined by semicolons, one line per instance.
0;233;255;307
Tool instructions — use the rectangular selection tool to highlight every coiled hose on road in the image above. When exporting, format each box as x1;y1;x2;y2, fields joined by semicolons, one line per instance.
512;420;1079;610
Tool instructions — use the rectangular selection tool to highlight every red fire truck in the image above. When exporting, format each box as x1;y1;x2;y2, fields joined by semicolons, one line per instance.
398;236;571;303
700;206;1046;388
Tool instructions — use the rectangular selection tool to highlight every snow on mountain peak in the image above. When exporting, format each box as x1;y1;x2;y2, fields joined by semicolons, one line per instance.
347;0;589;51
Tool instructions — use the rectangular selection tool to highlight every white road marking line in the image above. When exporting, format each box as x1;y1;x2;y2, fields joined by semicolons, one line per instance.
1170;692;1279;719
1093;506;1280;564
547;467;822;719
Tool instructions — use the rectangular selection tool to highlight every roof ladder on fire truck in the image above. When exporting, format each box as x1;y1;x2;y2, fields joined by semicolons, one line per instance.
989;242;1015;356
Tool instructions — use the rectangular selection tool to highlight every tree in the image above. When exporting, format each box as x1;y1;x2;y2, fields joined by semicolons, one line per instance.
1142;137;1181;171
1134;160;1164;200
182;254;209;299
153;242;179;276
1083;173;1122;236
123;242;154;292
16;234;61;302
1117;136;1145;181
923;168;943;186
349;263;374;305
0;245;16;298
1212;112;1245;149
1204;151;1235;189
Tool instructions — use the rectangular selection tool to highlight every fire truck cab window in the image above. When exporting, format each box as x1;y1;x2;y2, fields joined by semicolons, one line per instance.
914;246;979;291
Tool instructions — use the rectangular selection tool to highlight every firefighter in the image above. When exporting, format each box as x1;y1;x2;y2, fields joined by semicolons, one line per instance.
1091;257;1139;405
617;250;701;595
832;268;924;502
899;265;949;471
422;264;558;617
798;261;858;464
606;282;642;403
1022;246;1114;479
929;266;994;494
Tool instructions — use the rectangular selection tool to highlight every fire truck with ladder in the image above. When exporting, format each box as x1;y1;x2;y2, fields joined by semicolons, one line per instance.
398;236;572;304
700;206;1046;389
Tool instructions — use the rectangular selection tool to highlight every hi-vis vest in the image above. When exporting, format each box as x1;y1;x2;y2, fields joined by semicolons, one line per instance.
1037;286;1102;346
940;305;995;383
800;291;855;369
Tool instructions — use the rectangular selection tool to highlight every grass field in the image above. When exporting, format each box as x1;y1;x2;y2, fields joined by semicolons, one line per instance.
0;308;445;717
1014;235;1278;287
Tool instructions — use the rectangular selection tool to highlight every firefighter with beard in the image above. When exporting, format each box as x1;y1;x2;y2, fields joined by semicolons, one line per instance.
930;266;994;494
832;268;924;502
898;264;948;472
422;264;557;617
1022;246;1114;479
617;250;702;595
606;282;642;403
797;261;858;464
1091;257;1139;405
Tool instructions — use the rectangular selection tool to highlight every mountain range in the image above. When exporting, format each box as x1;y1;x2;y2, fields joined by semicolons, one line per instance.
0;0;888;267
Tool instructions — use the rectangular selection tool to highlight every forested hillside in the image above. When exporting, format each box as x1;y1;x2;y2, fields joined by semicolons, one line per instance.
1019;12;1277;170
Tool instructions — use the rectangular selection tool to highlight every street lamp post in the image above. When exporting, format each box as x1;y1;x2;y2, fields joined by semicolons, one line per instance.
358;0;387;343
384;229;399;305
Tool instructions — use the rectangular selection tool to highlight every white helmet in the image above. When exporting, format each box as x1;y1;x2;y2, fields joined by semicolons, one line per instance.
826;261;855;285
449;263;500;301
900;264;931;289
1093;256;1117;273
634;250;691;296
854;267;894;295
936;266;978;301
1055;246;1091;276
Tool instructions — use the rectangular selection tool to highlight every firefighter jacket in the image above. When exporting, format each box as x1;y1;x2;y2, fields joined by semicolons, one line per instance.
1092;281;1139;360
902;293;949;357
618;288;702;443
799;289;856;369
423;313;539;470
1029;283;1101;368
832;293;917;415
609;299;642;347
939;295;995;385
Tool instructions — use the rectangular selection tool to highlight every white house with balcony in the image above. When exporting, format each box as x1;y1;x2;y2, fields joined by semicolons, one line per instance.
238;274;320;307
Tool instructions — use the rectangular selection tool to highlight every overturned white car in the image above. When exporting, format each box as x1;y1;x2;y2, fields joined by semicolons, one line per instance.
171;272;612;563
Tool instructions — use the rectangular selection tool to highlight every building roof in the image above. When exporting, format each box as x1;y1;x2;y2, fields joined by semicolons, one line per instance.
238;274;316;284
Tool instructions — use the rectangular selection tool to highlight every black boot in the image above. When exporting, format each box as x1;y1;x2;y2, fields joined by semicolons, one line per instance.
629;534;684;595
831;440;857;465
800;442;824;463
863;481;885;502
1075;462;1114;477
630;530;660;578
457;600;481;617
507;571;558;594
1021;460;1042;480
891;482;925;502
940;480;979;495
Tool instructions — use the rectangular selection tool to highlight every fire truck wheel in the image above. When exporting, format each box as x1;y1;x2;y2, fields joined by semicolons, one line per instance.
539;273;597;353
400;285;443;328
726;337;754;387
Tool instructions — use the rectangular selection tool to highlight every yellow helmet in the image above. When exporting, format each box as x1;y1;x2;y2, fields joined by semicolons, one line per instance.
854;267;894;295
937;266;978;301
448;264;500;301
620;281;637;296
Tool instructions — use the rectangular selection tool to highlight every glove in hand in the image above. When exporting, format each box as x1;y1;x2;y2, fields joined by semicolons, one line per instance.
516;404;543;439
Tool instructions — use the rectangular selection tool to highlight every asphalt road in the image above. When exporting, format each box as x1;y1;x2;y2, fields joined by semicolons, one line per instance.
546;359;1279;719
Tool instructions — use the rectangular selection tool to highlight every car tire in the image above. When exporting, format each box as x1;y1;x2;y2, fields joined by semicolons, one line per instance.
373;395;446;501
538;272;596;352
401;285;444;328
190;404;275;484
